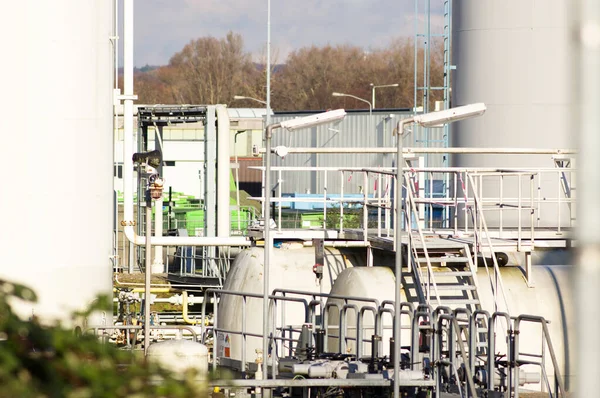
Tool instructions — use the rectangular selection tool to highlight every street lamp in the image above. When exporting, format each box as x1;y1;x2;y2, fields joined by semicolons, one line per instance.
391;102;486;398
370;83;399;109
233;95;267;106
332;92;373;135
262;108;346;382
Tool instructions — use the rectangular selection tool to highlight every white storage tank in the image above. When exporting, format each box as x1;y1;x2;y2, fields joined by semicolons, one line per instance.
2;1;114;323
323;264;574;390
325;267;400;358
451;0;572;228
216;245;363;370
147;339;209;380
476;265;575;390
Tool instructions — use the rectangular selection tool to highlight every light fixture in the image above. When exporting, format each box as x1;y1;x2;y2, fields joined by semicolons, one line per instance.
332;92;373;135
232;95;267;106
280;109;346;131
414;103;487;127
370;83;399;109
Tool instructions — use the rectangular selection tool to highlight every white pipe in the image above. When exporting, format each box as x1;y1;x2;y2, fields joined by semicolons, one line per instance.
123;0;135;239
124;231;249;247
255;147;577;154
153;196;164;271
216;105;230;238
121;5;247;248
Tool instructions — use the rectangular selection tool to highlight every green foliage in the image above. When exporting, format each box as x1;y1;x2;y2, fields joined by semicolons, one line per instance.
322;208;362;230
0;279;206;398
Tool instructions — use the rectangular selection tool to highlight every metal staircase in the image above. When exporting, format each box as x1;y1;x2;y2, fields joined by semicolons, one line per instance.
403;172;482;312
403;170;493;370
416;246;481;309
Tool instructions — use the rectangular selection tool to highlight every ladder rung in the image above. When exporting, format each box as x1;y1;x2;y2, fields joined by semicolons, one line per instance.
438;299;480;305
433;271;473;277
429;285;476;291
417;257;469;263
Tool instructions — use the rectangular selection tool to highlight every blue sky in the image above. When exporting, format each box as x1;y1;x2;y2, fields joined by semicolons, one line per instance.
132;0;445;67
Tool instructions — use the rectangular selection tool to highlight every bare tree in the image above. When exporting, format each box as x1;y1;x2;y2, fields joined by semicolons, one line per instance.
164;31;260;104
272;45;374;111
132;33;445;111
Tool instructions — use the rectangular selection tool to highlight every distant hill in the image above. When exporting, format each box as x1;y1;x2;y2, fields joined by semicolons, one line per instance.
117;65;162;77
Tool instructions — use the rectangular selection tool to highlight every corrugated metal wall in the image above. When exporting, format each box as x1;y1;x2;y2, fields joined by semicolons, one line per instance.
267;110;446;195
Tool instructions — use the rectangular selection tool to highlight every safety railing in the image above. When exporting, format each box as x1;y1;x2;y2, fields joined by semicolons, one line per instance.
114;203;256;274
272;289;385;361
465;173;512;315
513;315;567;398
249;163;574;238
199;288;310;378
194;283;567;396
403;171;442;306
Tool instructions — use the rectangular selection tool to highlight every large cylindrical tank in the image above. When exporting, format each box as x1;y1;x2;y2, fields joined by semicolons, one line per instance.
325;267;401;358
476;265;575;390
147;340;209;380
451;0;572;227
216;245;364;369
2;2;114;323
324;264;574;390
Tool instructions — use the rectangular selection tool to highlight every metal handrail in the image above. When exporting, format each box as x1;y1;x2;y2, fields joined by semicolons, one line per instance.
404;172;442;306
435;314;479;398
513;315;567;398
199;288;310;377
466;173;511;316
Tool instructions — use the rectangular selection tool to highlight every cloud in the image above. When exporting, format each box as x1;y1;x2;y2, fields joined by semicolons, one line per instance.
130;0;445;67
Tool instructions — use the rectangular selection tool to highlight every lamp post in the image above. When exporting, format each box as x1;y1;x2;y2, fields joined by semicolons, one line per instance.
233;95;267;106
332;92;373;135
266;0;271;127
370;83;399;109
392;103;486;398
262;109;346;385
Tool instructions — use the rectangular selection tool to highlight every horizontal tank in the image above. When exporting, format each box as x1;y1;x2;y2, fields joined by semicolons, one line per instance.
325;267;403;358
216;245;365;369
324;262;574;390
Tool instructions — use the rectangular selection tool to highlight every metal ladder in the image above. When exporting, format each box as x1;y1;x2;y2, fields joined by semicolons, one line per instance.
403;171;492;372
403;173;483;313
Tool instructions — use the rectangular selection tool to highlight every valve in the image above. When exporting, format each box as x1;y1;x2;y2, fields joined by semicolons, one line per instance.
312;263;323;279
149;177;164;200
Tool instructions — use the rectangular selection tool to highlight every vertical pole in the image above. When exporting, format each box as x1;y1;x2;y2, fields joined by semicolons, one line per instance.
123;0;134;273
263;124;277;396
144;201;152;355
154;196;163;271
266;0;271;127
413;0;419;113
394;118;412;398
372;86;376;109
369;104;374;145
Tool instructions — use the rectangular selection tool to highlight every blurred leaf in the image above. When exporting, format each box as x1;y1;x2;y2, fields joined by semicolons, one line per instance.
0;280;206;397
